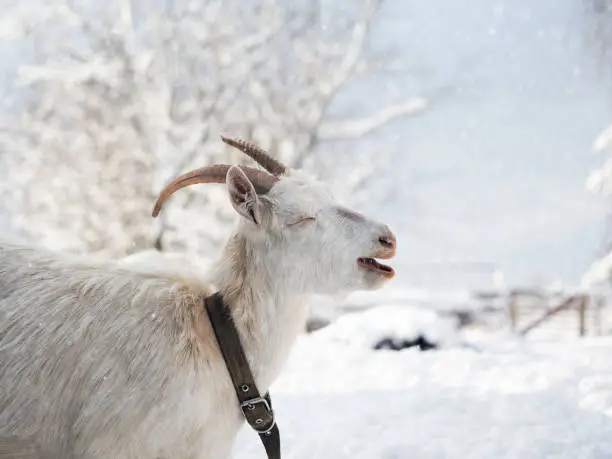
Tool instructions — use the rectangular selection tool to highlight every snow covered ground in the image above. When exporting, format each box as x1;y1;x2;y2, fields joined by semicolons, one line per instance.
232;313;612;458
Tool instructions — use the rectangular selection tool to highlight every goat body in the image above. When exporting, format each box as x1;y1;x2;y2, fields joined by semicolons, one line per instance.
0;239;289;459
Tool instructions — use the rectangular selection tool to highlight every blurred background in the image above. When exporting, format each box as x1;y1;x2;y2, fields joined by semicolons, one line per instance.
2;0;612;456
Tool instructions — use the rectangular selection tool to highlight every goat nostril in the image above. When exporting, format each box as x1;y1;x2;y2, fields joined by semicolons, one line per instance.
379;236;395;249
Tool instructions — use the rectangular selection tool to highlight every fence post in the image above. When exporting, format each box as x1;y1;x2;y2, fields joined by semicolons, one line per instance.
578;295;587;337
508;291;518;331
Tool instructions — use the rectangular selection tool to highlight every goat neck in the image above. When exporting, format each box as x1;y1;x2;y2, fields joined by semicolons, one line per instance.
208;233;310;392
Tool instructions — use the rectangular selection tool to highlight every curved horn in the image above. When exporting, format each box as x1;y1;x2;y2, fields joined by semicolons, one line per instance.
220;135;287;176
152;164;278;217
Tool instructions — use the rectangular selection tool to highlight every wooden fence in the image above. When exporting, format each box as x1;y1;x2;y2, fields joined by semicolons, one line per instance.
489;289;609;338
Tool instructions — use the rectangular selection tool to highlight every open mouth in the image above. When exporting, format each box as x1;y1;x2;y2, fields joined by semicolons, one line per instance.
357;257;395;278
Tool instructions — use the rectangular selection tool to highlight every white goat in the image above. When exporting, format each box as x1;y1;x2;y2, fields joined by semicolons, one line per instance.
0;136;397;459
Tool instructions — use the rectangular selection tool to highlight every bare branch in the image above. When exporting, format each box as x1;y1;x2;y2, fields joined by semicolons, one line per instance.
322;0;382;98
317;97;428;141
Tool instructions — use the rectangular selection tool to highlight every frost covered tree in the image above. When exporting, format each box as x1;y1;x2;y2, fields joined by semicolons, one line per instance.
0;0;426;259
583;125;612;287
582;0;612;287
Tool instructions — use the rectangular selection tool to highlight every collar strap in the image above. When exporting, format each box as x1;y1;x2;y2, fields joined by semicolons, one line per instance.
204;292;281;459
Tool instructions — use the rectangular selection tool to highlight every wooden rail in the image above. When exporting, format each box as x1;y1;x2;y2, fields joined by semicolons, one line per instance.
517;295;588;337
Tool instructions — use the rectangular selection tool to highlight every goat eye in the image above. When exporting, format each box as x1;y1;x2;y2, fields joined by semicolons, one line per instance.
287;216;316;227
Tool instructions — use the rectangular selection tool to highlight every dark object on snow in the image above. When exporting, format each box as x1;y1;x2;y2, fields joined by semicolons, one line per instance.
305;316;331;333
373;335;438;352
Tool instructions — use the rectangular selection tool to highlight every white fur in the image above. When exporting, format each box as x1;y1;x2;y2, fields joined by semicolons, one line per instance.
0;166;396;459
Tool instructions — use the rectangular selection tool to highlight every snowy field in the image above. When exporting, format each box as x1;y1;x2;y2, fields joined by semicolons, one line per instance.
232;310;612;459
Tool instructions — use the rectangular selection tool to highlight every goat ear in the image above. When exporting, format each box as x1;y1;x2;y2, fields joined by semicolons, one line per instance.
226;166;261;225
